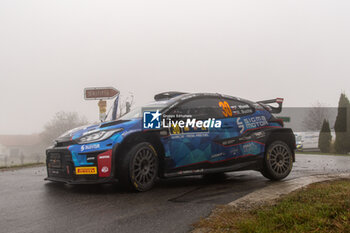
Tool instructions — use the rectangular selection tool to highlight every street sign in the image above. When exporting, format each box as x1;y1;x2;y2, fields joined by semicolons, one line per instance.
84;87;119;100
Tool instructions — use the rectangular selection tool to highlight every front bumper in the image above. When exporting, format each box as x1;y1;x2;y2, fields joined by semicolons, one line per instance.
44;176;116;184
45;146;117;184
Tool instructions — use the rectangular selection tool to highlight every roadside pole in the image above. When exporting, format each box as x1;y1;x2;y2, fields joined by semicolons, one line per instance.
98;100;107;122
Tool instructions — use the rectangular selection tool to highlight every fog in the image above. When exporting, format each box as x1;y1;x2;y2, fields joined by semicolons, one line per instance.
1;0;350;134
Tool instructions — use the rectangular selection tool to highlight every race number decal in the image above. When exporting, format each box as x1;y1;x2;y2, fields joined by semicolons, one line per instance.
219;101;232;117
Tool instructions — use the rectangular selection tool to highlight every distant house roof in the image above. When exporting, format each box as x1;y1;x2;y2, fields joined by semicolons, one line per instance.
0;134;41;147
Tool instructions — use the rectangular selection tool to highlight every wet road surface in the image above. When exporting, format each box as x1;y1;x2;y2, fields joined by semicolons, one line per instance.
1;154;349;233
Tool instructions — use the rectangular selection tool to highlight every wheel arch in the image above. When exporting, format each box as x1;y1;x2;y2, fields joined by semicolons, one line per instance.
263;128;296;162
113;131;165;177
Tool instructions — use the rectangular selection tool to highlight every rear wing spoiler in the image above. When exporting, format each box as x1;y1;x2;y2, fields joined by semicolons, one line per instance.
256;98;284;114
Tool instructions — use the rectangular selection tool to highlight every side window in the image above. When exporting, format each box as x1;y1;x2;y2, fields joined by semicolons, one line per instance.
169;97;223;119
219;98;254;117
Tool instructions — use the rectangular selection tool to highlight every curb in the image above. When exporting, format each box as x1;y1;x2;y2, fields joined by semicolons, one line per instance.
228;173;350;208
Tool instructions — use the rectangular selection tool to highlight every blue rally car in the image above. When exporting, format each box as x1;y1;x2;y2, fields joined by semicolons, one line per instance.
46;92;295;191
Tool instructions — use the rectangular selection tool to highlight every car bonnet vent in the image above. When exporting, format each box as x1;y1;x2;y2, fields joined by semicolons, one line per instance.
100;120;129;128
154;92;188;101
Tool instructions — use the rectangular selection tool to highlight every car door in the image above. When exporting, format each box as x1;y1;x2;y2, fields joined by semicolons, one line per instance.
161;96;224;170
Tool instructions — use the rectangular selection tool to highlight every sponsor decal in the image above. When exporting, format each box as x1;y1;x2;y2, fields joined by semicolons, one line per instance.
98;150;112;177
101;166;109;173
143;110;222;130
242;143;259;154
227;104;253;116
143;110;162;129
239;136;252;141
211;152;224;159
238;104;250;109
222;139;236;146
177;169;204;175
237;116;268;134
240;109;253;114
253;131;265;139
163;118;221;129
75;167;97;175
81;144;100;152
229;147;240;156
171;133;209;139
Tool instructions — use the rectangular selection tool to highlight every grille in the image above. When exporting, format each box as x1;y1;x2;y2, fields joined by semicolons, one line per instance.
47;150;73;178
48;152;61;168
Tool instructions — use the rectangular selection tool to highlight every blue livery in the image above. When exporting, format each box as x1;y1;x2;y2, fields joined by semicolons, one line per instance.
46;92;295;191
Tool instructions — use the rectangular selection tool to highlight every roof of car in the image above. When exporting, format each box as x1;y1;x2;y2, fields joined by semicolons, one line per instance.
153;92;257;106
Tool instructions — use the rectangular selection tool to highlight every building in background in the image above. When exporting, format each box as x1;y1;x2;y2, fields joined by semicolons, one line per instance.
0;134;44;167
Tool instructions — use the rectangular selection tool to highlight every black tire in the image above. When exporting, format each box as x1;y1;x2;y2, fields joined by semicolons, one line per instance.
117;142;159;192
261;141;293;180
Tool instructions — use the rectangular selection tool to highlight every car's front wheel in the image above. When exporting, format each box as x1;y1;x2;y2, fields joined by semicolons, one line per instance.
261;141;293;180
117;142;159;191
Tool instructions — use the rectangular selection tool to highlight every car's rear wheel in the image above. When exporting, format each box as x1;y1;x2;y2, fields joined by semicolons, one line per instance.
117;142;159;191
261;141;293;180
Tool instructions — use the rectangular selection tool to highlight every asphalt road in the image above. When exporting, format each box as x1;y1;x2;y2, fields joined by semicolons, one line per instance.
1;154;350;233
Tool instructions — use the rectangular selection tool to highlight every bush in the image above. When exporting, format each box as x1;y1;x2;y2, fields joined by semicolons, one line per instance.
319;119;332;153
334;93;350;154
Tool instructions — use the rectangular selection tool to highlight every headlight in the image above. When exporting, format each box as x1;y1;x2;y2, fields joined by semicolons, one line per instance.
77;128;123;144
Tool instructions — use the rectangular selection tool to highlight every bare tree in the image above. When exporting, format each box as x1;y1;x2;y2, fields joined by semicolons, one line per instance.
302;102;330;131
40;111;89;146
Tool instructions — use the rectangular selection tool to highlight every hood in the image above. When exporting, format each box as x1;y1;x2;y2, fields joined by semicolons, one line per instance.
55;119;132;143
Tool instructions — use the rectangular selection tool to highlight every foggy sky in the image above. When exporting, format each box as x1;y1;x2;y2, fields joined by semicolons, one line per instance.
1;0;350;134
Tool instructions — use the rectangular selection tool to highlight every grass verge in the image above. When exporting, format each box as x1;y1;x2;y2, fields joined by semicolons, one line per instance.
194;179;350;233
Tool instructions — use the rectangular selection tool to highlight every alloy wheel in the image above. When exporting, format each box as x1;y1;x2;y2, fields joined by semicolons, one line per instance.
132;147;157;186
